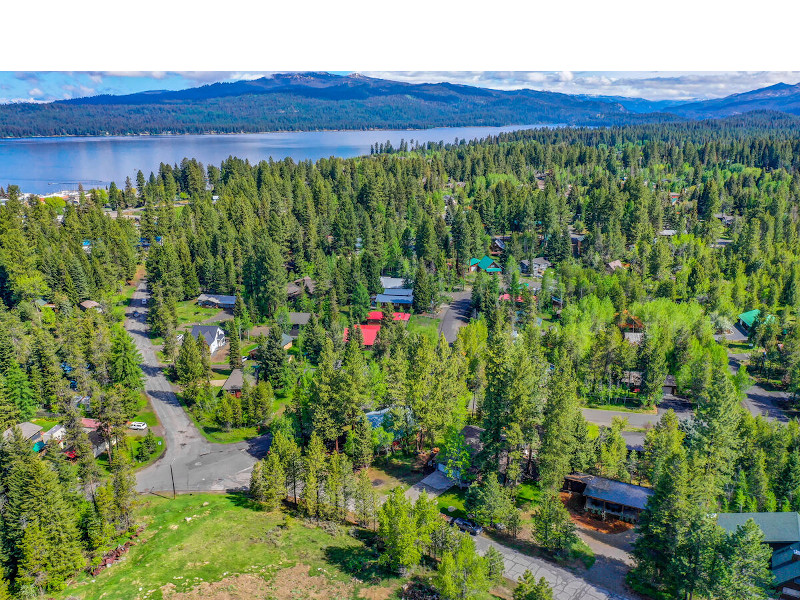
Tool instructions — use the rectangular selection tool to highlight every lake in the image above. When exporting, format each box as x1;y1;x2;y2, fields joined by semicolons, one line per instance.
0;124;549;195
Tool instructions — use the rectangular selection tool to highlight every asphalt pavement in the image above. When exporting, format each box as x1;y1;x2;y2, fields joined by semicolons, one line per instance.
128;281;270;494
437;290;472;343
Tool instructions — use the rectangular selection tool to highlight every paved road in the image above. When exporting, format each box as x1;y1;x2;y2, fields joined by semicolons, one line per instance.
729;352;789;422
581;397;693;428
128;281;270;494
437;290;472;343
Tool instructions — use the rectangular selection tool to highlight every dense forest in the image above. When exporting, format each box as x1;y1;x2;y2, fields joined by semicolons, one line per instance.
2;115;800;598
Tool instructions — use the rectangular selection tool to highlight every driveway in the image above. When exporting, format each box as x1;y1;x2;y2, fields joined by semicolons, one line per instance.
437;290;472;343
405;470;456;502
729;353;789;422
127;281;270;494
473;535;632;600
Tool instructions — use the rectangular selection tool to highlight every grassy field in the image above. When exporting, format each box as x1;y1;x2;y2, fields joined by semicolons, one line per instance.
97;434;166;475
367;453;427;496
407;315;441;344
32;417;59;431
437;487;469;519
175;300;221;327
53;493;406;600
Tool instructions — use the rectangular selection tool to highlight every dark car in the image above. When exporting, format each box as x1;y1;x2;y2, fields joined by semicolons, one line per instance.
451;517;483;535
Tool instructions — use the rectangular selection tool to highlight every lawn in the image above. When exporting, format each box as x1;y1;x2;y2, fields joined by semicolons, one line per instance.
436;487;469;519
367;452;427;496
407;315;441;344
583;400;657;414
175;300;221;327
515;481;542;509
31;417;59;431
52;493;404;600
97;434;165;475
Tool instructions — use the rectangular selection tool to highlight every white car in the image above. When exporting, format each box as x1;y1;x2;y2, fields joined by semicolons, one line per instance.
129;421;148;430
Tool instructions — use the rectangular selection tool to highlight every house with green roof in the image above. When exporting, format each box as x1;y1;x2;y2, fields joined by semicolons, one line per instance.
738;309;775;332
717;512;800;599
469;255;502;274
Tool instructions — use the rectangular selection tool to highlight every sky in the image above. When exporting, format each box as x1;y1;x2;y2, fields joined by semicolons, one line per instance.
2;71;800;104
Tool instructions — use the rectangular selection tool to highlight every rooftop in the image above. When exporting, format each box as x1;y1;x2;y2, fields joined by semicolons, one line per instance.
344;324;381;346
717;512;800;545
367;311;410;322
197;293;237;306
583;475;654;510
288;312;311;326
2;422;43;441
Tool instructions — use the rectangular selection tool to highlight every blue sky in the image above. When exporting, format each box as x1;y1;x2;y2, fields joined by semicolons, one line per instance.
2;71;800;104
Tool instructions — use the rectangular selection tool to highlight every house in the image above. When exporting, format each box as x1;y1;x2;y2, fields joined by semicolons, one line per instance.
43;424;66;447
570;233;586;257
3;422;44;449
738;309;770;332
190;325;227;355
618;311;644;333
658;229;678;237
469;256;502;274
281;333;293;350
717;512;800;599
521;257;551;277
343;324;381;347
221;368;255;398
714;213;736;227
624;332;644;346
197;293;237;309
436;425;487;479
380;276;406;290
287;276;316;300
288;312;311;337
663;374;677;396
607;260;625;273
366;311;411;324
82;240;92;253
499;293;524;303
563;473;654;523
376;288;413;306
669;192;681;204
620;370;643;391
79;300;102;312
490;237;507;254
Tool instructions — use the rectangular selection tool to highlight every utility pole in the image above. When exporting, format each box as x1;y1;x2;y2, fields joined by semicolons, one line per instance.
170;461;176;499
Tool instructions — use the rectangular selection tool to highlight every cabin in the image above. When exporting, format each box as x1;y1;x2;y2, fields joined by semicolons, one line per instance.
738;309;775;332
287;276;316;300
663;374;678;396
436;424;487;480
343;324;381;347
221;368;255;398
469;256;502;274
658;229;678;237
620;370;643;392
563;473;654;523
607;260;625;273
197;293;237;310
79;300;102;313
379;276;406;290
623;332;644;346
490;237;507;255
717;512;800;600
190;325;227;355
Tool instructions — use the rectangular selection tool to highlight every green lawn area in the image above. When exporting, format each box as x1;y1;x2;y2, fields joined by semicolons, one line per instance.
437;487;469;519
408;315;441;344
97;434;165;476
130;410;159;428
53;493;405;600
583;400;657;414
515;481;542;509
175;300;221;327
31;417;59;431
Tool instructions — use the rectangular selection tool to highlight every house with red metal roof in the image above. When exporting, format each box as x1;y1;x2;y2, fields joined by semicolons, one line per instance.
344;324;381;346
366;311;411;324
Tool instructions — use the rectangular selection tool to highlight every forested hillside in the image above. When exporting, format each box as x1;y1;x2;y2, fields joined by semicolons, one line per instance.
2;116;800;597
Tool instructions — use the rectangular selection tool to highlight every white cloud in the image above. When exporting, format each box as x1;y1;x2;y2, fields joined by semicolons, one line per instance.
360;70;800;100
27;87;44;97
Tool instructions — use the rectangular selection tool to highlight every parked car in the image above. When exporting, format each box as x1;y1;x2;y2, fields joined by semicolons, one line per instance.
451;517;483;535
129;421;148;430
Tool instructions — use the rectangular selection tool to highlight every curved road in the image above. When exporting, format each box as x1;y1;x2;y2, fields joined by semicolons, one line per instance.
127;281;270;494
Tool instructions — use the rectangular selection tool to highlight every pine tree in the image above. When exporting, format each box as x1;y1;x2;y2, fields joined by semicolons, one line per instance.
256;328;286;388
718;519;774;600
176;333;203;388
303;433;326;519
531;489;577;556
513;571;553;600
110;451;137;530
351;282;371;323
538;361;582;491
3;362;37;421
412;262;433;313
378;488;421;574
260;450;286;511
434;533;490;600
109;327;144;389
228;319;243;370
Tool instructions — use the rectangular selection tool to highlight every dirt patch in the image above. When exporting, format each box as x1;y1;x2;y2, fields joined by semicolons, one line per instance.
359;587;394;600
161;574;271;600
161;565;360;600
371;478;384;487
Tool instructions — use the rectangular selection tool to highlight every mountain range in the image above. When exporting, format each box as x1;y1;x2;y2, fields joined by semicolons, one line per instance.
1;73;799;137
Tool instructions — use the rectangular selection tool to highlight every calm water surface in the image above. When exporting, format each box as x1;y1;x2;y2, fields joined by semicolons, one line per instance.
0;125;549;195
